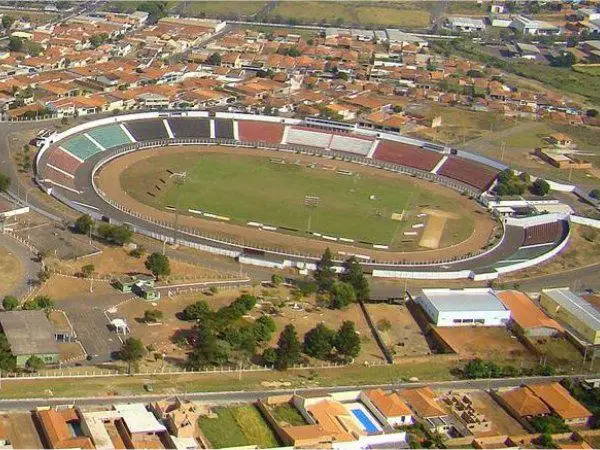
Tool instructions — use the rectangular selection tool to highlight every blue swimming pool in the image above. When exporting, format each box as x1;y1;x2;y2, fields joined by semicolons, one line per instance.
351;408;379;433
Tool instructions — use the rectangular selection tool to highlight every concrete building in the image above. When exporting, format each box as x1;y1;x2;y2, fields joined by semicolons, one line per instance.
35;407;94;449
497;290;564;338
510;15;560;35
445;17;486;33
0;311;60;367
540;288;600;344
417;289;511;327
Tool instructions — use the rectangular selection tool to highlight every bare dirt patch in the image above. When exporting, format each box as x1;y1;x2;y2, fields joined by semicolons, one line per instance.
0;246;23;298
434;327;535;364
46;245;224;284
365;303;433;360
467;391;527;437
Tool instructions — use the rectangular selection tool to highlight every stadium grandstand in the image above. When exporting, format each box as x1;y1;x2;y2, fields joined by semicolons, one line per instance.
168;117;211;138
238;121;284;143
373;139;442;172
46;147;82;175
523;221;567;247
437;156;499;191
87;124;134;149
285;126;333;148
124;119;169;141
329;134;373;156
61;135;103;161
214;119;235;139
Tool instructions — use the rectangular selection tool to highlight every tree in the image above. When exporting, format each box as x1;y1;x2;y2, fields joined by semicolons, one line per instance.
136;1;168;23
0;334;16;372
590;189;600;200
74;214;93;235
254;315;276;342
2;296;18;311
341;256;370;300
334;321;361;360
187;326;229;368
551;51;576;67
586;109;599;118
0;171;10;192
25;355;45;372
275;324;302;370
262;347;277;366
531;178;550;197
23;295;54;311
111;224;133;245
271;273;284;286
314;247;336;292
145;252;171;280
2;15;14;30
119;337;146;374
206;52;222;66
304;323;335;360
8;36;23;52
330;281;356;309
81;264;95;278
143;309;163;323
182;300;212;321
535;433;557;449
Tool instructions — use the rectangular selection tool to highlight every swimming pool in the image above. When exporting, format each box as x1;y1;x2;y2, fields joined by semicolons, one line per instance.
351;408;380;434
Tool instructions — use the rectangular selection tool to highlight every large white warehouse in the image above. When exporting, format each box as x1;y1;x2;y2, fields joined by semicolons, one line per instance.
417;288;511;327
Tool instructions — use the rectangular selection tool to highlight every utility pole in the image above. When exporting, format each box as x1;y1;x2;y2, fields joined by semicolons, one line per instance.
171;172;187;246
500;141;506;162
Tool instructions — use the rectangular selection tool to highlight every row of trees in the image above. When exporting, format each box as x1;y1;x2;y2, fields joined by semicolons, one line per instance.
463;358;555;379
74;214;133;245
2;295;55;312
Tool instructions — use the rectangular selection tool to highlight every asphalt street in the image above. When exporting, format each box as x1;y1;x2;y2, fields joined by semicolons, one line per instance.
0;374;585;411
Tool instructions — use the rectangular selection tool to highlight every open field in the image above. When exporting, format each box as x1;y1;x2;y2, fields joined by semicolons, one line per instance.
120;150;475;249
179;1;266;19
365;303;433;360
0;359;460;399
434;327;535;365
408;104;513;145
46;245;224;284
530;336;583;371
0;246;22;298
265;2;431;28
198;405;280;449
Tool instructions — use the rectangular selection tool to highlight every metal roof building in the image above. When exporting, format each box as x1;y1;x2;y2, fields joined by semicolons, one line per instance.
417;288;511;327
0;310;60;367
540;288;600;344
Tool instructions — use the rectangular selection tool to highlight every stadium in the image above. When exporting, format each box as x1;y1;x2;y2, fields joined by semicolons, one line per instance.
34;111;571;280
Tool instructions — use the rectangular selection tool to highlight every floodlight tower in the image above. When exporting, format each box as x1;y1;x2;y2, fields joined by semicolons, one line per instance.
170;171;187;246
304;194;320;234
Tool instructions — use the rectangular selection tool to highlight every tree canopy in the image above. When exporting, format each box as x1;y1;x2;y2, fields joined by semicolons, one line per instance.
275;324;302;370
119;337;146;373
314;247;336;292
304;323;335;360
330;281;357;309
341;256;369;300
74;214;93;235
0;171;10;192
145;252;171;280
2;296;18;311
334;321;361;360
531;178;550;197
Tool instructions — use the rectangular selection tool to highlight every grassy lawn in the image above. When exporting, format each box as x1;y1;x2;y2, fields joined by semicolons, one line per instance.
532;336;583;372
121;152;473;247
265;2;430;28
0;246;22;298
573;65;600;76
180;1;266;19
271;403;307;426
0;359;458;399
198;406;279;449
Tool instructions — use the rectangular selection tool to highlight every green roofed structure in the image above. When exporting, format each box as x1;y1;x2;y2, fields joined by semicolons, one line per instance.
0;310;60;367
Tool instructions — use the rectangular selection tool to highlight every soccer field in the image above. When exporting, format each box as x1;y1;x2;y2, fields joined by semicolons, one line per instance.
120;151;474;247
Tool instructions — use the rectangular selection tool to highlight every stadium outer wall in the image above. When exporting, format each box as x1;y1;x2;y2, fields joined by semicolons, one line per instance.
34;111;571;280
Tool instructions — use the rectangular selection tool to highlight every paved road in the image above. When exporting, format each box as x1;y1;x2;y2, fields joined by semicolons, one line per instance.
0;233;40;299
0;374;585;411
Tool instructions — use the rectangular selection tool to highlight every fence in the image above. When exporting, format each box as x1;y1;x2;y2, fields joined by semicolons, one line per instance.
0;359;387;381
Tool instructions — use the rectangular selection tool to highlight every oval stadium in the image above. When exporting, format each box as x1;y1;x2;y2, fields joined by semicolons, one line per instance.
34;111;571;280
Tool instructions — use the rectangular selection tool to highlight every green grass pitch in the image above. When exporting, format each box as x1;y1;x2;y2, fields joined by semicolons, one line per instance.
121;151;473;247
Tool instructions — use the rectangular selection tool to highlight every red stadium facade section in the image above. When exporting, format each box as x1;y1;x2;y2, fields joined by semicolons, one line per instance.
238;121;284;144
373;139;442;172
523;222;564;246
437;156;499;191
46;147;82;175
43;165;76;189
